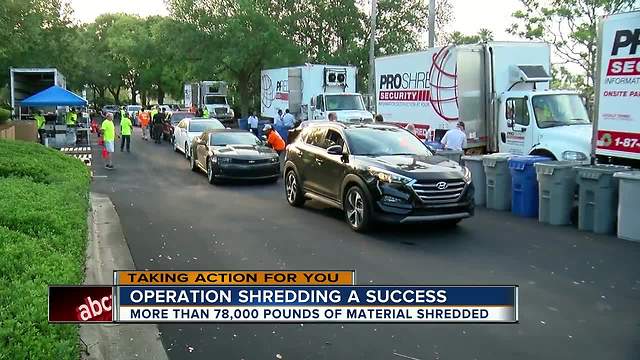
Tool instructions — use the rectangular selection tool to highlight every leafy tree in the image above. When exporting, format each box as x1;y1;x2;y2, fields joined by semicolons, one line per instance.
446;28;494;45
508;0;639;100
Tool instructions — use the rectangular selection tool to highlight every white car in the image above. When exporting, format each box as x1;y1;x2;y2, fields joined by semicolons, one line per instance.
173;118;224;158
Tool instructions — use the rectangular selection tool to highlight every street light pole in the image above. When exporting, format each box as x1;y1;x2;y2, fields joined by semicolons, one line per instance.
428;0;435;47
369;0;377;113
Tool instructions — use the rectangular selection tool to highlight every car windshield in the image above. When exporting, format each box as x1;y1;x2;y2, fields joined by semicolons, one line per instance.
205;96;227;105
325;95;365;111
188;120;224;132
532;94;590;129
171;113;193;124
345;127;433;156
210;132;261;146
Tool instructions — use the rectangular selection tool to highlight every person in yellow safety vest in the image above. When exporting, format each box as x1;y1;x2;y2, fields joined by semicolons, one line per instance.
34;111;46;144
65;108;77;126
203;107;209;119
120;112;133;152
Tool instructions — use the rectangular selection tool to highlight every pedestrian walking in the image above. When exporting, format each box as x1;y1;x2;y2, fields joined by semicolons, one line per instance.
34;110;46;144
263;124;286;172
248;111;259;136
441;121;467;151
138;108;150;140
152;108;165;144
203;107;210;119
101;113;116;169
120;112;133;152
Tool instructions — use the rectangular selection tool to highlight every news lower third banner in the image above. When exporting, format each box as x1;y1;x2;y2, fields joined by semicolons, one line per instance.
49;271;518;323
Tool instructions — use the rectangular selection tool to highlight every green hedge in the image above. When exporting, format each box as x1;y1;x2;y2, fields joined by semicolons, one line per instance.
0;139;90;359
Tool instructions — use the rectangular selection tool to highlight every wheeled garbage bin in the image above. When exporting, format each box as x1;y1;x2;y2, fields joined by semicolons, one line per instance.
462;155;486;206
613;171;640;242
508;155;551;217
483;153;512;211
574;164;630;234
534;161;582;225
435;149;464;164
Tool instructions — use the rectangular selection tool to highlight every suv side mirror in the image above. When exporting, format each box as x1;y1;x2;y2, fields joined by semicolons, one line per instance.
327;144;343;155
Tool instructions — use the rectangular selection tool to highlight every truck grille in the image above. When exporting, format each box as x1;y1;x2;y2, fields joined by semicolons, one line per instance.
230;158;271;165
411;179;466;204
214;108;227;115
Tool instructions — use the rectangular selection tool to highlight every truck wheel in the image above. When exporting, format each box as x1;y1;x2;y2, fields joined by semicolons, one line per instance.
344;186;371;232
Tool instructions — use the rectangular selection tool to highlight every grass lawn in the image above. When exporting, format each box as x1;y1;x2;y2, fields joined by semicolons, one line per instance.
0;139;90;359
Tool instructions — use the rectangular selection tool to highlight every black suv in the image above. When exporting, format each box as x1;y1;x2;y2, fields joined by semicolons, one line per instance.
283;123;474;231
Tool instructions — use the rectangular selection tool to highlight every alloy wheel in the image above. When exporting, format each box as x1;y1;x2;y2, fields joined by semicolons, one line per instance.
346;189;364;228
286;172;297;203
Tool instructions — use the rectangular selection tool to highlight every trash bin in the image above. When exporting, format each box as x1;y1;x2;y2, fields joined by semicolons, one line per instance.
237;117;248;130
508;155;551;217
613;171;640;242
435;149;464;164
574;164;630;234
483;153;512;211
534;161;581;225
462;155;486;206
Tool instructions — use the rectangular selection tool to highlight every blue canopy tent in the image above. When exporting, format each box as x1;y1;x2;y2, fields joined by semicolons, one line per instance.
20;85;87;108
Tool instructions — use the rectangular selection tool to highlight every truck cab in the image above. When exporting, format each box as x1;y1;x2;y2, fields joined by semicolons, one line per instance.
200;81;234;123
497;90;592;160
309;93;373;124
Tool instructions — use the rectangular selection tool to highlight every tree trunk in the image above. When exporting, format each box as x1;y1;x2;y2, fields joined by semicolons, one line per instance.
157;86;165;105
141;91;147;107
131;87;138;104
238;72;250;118
108;87;121;105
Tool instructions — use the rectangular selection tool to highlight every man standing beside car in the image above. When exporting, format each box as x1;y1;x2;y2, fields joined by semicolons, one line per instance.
441;121;467;151
152;108;165;144
248;111;259;136
263;124;286;171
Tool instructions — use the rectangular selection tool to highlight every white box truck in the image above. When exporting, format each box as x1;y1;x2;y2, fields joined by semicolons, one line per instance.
375;43;593;160
10;68;66;117
260;64;373;124
592;10;640;168
184;81;234;123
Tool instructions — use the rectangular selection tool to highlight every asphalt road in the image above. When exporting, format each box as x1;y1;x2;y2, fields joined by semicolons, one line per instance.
90;128;640;360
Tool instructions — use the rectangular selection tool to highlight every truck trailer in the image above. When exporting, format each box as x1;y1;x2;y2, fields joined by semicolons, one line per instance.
10;68;66;117
374;43;592;161
592;10;640;168
184;81;234;123
260;64;373;124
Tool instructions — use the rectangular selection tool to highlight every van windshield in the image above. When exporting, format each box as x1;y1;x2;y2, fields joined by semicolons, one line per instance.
325;95;365;111
531;94;590;129
205;96;227;105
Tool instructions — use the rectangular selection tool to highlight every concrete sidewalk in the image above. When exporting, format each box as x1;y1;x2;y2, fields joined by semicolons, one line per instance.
79;193;168;360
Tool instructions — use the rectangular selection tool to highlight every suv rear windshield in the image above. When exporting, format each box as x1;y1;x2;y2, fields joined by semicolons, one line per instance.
189;120;224;132
171;112;193;124
345;127;432;156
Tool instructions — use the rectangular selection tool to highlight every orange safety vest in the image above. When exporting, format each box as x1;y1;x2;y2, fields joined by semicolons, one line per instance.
267;131;286;151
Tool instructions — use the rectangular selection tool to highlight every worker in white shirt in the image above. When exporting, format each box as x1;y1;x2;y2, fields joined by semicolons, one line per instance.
282;109;296;129
274;109;283;127
247;111;259;136
441;121;467;151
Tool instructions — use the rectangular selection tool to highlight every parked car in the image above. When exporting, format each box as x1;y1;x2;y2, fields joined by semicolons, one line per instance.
173;118;225;158
283;123;474;231
165;111;195;142
189;129;280;184
101;105;119;115
126;105;142;125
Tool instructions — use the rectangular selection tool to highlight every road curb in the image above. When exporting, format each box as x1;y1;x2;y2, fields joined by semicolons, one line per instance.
80;192;169;360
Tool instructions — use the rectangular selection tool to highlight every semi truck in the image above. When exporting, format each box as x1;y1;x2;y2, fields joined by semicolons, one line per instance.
260;64;373;124
592;10;640;168
10;68;66;117
374;43;592;161
184;81;234;123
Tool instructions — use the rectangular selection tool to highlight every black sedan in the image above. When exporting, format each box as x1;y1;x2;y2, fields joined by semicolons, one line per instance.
189;129;280;184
